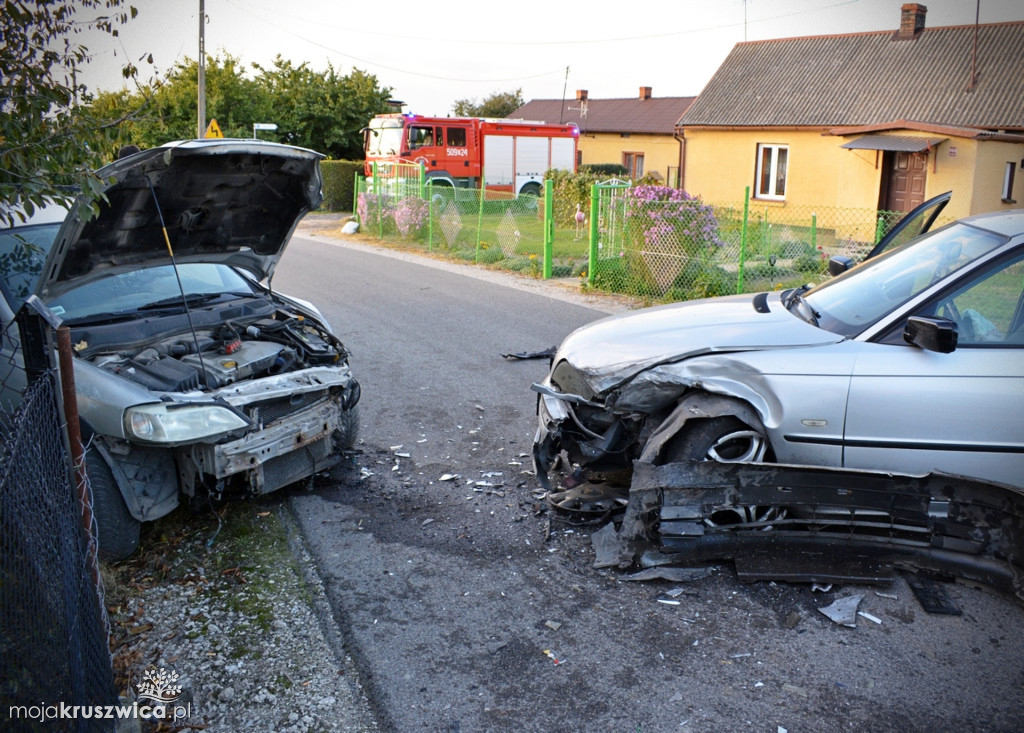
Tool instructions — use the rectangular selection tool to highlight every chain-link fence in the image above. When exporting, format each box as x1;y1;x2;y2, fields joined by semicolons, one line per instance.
1;299;119;731
354;169;953;303
356;168;574;279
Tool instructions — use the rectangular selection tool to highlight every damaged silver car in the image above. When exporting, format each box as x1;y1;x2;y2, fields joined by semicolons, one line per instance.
534;207;1024;502
0;140;360;559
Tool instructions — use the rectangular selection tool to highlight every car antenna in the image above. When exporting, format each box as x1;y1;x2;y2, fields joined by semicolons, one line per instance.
147;176;208;378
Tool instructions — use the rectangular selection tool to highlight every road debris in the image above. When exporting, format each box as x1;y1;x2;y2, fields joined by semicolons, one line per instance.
542;649;565;666
545;620;562;631
817;594;864;627
858;611;882;625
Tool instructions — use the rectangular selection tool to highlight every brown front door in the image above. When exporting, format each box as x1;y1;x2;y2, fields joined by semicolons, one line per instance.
882;151;928;212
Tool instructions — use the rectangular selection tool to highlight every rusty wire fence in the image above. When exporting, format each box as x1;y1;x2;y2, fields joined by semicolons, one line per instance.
1;297;119;731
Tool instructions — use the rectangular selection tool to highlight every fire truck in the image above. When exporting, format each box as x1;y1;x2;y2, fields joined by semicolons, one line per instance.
363;113;579;196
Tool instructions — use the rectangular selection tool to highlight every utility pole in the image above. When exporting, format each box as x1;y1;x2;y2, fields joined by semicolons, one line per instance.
197;0;206;138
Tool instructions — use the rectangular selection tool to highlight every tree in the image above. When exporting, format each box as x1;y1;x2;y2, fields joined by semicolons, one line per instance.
90;55;393;161
452;89;524;119
0;0;142;226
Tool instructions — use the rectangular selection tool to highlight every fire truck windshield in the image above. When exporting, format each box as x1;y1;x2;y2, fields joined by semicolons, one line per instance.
366;121;403;157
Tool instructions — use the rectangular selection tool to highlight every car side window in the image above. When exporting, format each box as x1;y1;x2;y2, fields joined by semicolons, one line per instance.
880;253;1024;347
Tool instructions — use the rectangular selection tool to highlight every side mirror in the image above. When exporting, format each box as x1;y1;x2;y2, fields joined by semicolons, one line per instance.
828;255;855;276
904;316;958;353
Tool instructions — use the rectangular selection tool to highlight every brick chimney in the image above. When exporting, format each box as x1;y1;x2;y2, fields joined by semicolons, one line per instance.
897;3;927;39
576;89;588;101
639;86;652;100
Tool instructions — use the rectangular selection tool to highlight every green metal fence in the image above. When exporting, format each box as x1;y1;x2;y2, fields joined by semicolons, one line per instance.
353;170;950;303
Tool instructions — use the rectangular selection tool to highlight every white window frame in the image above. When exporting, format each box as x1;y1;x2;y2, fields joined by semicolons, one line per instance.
755;143;789;200
1002;162;1017;203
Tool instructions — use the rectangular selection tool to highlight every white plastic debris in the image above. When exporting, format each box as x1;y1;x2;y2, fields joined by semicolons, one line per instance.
439;473;459;482
817;594;864;627
858;611;882;625
340;220;359;234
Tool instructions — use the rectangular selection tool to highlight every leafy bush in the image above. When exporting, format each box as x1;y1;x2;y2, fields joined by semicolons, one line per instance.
320;160;363;212
580;163;628;177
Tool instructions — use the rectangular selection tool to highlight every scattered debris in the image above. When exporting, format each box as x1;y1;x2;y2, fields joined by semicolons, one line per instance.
857;611;882;625
781;683;808;698
817;594;864;627
421;518;435;527
811;583;833;593
591;522;635;569
485;641;508;655
542;649;564;666
906;574;962;615
545;620;562;631
340;220;359;234
502;347;556;360
439;473;460;482
875;591;898;600
621;567;714;583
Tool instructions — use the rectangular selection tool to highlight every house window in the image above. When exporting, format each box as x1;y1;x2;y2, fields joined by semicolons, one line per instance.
623;152;645;179
1003;162;1017;204
755;143;788;200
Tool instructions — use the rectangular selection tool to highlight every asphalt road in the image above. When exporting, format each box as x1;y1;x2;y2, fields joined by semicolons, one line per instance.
271;228;1024;733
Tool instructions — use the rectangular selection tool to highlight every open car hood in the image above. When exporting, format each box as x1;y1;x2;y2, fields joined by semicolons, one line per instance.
36;139;323;300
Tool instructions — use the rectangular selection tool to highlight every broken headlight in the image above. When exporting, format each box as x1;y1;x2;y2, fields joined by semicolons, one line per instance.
125;403;249;444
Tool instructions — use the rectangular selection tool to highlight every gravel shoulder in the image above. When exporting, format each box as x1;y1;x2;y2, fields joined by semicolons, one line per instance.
105;478;380;733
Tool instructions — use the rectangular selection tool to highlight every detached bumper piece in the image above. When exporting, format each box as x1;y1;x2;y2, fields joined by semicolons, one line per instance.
618;460;1024;602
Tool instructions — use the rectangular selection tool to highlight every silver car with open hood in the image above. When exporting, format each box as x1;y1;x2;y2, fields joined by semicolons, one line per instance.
0;139;360;559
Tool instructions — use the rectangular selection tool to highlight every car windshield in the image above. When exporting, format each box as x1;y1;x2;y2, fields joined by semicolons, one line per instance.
47;263;258;322
0;222;62;308
802;222;1007;337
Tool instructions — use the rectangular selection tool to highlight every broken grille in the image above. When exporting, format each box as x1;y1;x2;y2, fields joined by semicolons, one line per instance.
246;390;329;427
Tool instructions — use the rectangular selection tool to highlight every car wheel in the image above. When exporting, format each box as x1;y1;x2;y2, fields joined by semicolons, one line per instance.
661;416;781;527
664;416;768;463
86;447;140;561
338;404;360;451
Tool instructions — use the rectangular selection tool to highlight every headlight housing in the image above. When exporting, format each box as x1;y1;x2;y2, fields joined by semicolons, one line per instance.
124;403;250;444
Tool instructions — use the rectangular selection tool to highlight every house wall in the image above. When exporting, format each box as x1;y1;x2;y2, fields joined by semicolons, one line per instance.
578;132;682;185
971;141;1024;214
683;127;1024;229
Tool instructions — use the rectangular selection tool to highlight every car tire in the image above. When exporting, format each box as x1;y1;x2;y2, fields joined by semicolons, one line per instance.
338;404;361;451
86;447;140;561
662;416;769;464
660;416;780;527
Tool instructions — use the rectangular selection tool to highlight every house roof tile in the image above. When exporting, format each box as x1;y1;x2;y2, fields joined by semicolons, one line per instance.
679;21;1024;131
511;96;695;135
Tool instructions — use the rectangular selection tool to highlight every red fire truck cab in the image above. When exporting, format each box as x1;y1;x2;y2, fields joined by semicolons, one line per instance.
363;114;579;196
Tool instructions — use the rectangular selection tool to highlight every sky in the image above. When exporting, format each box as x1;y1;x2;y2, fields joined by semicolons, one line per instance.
77;0;1024;117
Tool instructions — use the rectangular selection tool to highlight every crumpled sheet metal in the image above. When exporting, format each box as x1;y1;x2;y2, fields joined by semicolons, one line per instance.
614;459;1024;602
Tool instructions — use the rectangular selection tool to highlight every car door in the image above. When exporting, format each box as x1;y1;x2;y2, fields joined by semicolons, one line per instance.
843;249;1024;488
866;191;952;259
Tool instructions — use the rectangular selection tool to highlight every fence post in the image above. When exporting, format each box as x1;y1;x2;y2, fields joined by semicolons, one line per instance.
475;170;486;263
874;215;887;244
426;181;434;253
352;172;361;217
737;186;750;294
373;162;384;239
543;179;554;279
588;183;599;287
419;162;426;199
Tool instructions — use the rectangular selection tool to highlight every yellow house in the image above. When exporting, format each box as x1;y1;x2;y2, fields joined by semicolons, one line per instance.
677;4;1024;224
512;88;694;187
